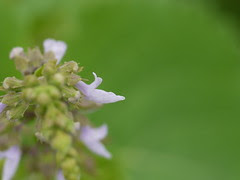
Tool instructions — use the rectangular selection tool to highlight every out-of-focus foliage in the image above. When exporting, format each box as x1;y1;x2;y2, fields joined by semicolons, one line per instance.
0;0;240;179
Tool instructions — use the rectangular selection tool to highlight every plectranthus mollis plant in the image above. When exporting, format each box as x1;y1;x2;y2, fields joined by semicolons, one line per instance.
0;39;125;180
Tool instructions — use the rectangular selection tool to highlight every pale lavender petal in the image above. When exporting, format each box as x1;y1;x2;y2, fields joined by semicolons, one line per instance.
43;39;67;63
86;89;125;104
75;81;91;96
56;170;65;180
90;72;103;89
0;103;7;114
0;146;21;180
9;47;23;59
80;125;111;159
75;72;125;104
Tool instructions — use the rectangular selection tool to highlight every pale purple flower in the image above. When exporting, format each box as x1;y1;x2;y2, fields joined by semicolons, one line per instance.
0;103;7;114
0;146;21;180
43;39;67;63
75;72;125;104
56;170;65;180
79;124;111;159
9;47;23;59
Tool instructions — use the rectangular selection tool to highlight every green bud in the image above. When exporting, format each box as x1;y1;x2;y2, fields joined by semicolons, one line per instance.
51;131;72;154
6;102;29;120
13;56;29;73
28;48;44;69
2;92;22;106
52;73;65;86
42;59;57;76
24;75;38;87
66;74;81;86
61;158;81;180
44;51;56;62
3;77;23;89
22;88;36;102
36;92;51;106
62;86;81;103
48;86;61;99
59;61;79;74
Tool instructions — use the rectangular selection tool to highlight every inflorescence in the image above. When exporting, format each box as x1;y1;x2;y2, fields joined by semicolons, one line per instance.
0;39;125;180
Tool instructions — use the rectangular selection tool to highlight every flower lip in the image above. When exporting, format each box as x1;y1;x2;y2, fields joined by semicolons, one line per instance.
0;145;22;180
75;72;125;104
80;124;112;159
43;39;67;64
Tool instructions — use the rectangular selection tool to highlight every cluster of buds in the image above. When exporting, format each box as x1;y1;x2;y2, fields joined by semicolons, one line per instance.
0;39;125;180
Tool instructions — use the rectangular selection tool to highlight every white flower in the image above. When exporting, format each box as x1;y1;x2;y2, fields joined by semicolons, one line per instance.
75;72;125;104
43;39;67;64
56;170;65;180
79;124;111;159
0;103;7;114
9;47;23;59
0;146;21;180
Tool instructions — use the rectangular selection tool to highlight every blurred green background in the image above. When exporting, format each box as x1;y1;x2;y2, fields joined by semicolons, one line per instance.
1;0;240;179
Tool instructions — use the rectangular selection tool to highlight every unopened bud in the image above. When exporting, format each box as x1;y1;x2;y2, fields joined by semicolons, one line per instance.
59;61;79;74
22;88;36;102
62;86;81;103
42;59;57;76
52;73;65;86
2;92;22;106
6;102;29;120
37;92;51;106
24;75;38;87
51;131;72;154
48;86;61;99
28;48;44;68
66;74;81;86
3;77;23;89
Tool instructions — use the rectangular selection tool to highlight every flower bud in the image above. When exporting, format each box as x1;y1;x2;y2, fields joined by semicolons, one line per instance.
51;131;72;154
28;48;44;68
6;102;29;120
14;56;29;74
24;75;38;87
2;92;22;106
22;88;36;102
48;86;61;99
36;92;51;106
42;59;57;76
62;86;81;103
66;74;81;86
52;73;65;86
3;77;23;89
59;61;79;74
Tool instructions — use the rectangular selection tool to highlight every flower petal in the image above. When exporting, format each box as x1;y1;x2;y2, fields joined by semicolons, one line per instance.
56;170;65;180
90;72;103;89
0;146;21;180
9;47;24;59
86;89;125;104
0;103;7;114
75;72;125;104
43;39;67;64
80;125;111;159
